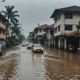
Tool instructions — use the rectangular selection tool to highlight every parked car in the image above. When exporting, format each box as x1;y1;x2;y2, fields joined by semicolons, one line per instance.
32;44;44;53
27;43;33;49
22;44;26;47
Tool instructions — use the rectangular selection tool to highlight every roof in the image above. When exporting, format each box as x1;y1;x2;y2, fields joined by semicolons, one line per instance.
50;6;80;18
34;24;54;30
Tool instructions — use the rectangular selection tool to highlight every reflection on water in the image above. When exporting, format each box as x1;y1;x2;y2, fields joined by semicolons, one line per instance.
44;48;80;80
0;47;80;80
0;56;20;80
31;53;46;80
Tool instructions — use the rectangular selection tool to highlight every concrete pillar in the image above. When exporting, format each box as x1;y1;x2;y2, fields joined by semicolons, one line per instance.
48;39;50;47
64;38;67;50
79;39;80;48
54;39;55;47
52;38;53;47
58;38;60;48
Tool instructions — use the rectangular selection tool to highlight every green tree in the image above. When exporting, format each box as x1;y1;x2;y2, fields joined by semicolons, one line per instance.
1;5;20;37
17;34;25;43
1;5;19;25
1;5;20;47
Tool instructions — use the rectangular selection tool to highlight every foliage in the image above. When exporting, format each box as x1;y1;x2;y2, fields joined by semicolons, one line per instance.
17;34;25;43
1;5;19;24
1;5;25;48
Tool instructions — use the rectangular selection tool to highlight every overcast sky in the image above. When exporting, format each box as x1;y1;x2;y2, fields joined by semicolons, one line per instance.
0;0;80;37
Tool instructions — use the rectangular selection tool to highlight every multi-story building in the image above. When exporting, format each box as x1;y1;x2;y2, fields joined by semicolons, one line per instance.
51;6;80;51
33;24;54;45
46;24;54;47
28;31;35;42
0;14;8;54
34;24;47;45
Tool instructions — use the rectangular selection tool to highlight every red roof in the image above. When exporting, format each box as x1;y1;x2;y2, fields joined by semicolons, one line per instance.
34;24;54;30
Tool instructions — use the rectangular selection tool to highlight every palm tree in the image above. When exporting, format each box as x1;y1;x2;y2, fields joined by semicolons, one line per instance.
1;5;20;47
1;5;19;24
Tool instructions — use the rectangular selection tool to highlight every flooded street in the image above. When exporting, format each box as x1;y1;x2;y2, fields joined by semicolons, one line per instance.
0;46;80;80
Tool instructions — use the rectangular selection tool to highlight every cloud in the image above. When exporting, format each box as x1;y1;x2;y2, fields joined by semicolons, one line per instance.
1;0;80;37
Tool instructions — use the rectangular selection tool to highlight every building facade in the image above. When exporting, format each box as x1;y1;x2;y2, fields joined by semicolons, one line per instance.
0;14;7;43
51;6;80;51
33;24;54;46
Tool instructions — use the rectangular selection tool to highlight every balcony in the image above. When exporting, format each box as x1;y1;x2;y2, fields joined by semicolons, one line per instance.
0;23;6;29
37;32;45;36
0;34;6;39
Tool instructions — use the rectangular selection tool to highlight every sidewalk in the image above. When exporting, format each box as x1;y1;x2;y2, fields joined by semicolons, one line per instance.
0;46;20;60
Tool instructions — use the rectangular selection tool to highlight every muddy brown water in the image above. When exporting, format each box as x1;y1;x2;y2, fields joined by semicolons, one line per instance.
0;47;80;80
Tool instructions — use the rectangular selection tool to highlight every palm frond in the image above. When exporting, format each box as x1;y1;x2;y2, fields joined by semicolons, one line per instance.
13;14;20;17
0;11;7;14
13;17;19;22
10;6;15;10
11;19;16;26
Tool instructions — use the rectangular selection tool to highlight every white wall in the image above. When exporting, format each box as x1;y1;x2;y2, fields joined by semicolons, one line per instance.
47;32;51;39
54;13;80;36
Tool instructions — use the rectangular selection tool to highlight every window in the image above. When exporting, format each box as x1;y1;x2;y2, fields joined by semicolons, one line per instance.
3;30;5;34
65;25;72;30
0;29;1;33
58;25;60;31
54;14;60;22
55;27;57;33
39;29;41;32
64;13;73;19
58;14;60;20
54;17;57;23
50;30;54;35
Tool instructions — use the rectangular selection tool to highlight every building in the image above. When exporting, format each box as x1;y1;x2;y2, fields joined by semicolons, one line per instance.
28;31;35;43
0;14;8;56
0;14;8;52
34;24;47;45
33;24;54;45
50;6;80;51
45;24;54;47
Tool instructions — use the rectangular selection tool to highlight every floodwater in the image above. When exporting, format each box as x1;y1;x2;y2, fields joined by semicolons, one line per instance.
0;46;80;80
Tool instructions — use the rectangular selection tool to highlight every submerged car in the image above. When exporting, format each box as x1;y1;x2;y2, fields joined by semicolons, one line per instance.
32;44;44;53
27;43;33;49
22;43;27;47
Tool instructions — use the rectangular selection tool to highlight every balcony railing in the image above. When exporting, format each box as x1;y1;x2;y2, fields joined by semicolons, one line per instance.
37;32;45;36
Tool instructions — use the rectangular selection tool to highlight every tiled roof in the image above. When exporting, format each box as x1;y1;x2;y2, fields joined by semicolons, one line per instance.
38;24;49;29
34;24;54;30
51;6;80;18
